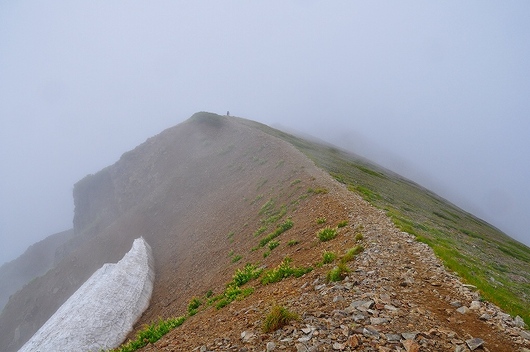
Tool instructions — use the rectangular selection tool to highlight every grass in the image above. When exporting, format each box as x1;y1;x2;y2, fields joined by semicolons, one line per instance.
211;263;262;310
308;187;328;194
187;297;202;316
287;239;299;246
258;219;294;248
268;240;280;250
316;217;327;224
239;118;530;326
327;263;350;282
317;227;338;242
340;245;364;264
322;251;337;264
262;305;299;333
261;257;313;285
253;226;267;237
231;254;242;263
354;232;364;242
109;316;186;352
232;263;263;287
337;220;348;228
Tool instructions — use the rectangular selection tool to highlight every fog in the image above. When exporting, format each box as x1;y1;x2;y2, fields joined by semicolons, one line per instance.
1;1;529;265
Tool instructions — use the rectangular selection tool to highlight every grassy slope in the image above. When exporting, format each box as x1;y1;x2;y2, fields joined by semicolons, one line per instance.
239;118;530;325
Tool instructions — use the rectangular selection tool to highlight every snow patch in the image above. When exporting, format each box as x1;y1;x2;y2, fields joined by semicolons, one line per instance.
19;237;155;352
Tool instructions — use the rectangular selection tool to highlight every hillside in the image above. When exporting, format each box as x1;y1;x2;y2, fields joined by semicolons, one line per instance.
0;228;75;312
0;112;528;352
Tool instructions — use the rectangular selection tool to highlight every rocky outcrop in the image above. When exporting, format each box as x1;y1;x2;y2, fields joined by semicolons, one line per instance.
19;237;154;352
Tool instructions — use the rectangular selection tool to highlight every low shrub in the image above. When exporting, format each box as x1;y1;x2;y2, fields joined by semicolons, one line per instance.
262;305;299;333
341;245;364;263
327;263;350;282
337;220;348;228
322;251;337;264
287;239;300;246
232;263;262;287
317;227;338;242
261;257;312;285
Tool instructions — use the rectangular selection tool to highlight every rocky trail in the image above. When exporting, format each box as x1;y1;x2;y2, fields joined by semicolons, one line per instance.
139;182;530;352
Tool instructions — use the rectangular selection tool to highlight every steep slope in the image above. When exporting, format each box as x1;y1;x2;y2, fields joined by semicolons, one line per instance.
1;112;528;352
243;120;530;326
0;112;344;351
0;228;75;312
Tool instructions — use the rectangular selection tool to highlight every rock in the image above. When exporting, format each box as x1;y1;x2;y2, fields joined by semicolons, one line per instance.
454;344;467;352
266;341;276;351
385;334;401;342
402;339;420;352
479;313;492;321
469;301;481;310
298;335;312;343
456;306;469;314
401;332;418;340
295;343;310;352
332;342;345;350
347;335;359;348
363;326;380;337
349;300;374;309
514;315;526;328
465;337;484;350
240;331;255;343
370;317;388;325
519;330;530;340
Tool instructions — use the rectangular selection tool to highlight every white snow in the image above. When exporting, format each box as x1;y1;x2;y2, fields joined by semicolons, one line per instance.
19;237;155;352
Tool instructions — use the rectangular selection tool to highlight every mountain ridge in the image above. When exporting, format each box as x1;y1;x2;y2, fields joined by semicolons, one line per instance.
0;112;528;351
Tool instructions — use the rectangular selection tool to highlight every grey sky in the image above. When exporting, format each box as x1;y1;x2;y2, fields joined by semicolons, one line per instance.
1;1;529;264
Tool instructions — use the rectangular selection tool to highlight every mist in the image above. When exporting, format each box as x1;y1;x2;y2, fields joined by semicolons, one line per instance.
1;1;529;265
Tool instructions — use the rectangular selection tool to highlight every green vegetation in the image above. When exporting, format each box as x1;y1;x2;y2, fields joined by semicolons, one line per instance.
261;257;313;285
213;263;262;309
187;297;202;316
231;254;242;263
322;251;337;264
337;220;348;228
316;217;327;224
258;219;294;248
268;240;280;250
327;263;350;282
262;305;299;333
109;316;186;352
341;245;364;264
290;179;301;186
239;118;530;326
253;226;267;237
354;232;364;242
287;239;300;246
317;227;338;242
232;263;263;287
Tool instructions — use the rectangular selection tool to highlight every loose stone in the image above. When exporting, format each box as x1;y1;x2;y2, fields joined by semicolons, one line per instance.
465;337;485;350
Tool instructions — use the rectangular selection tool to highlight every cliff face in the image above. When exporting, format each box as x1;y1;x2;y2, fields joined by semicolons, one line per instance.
0;112;332;351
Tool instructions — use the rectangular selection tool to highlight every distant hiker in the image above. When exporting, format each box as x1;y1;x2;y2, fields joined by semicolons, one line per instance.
227;111;230;116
